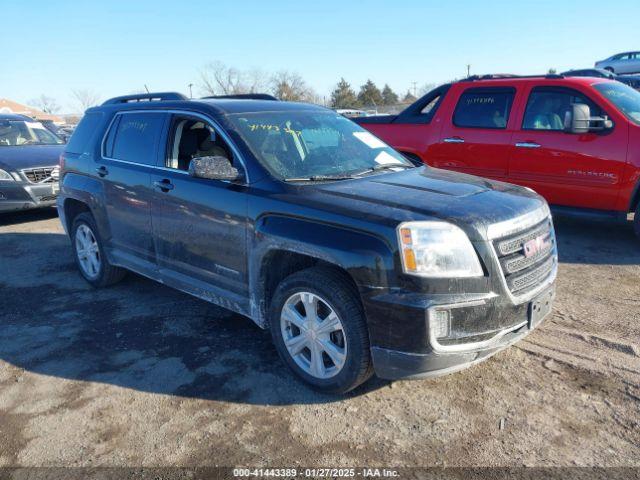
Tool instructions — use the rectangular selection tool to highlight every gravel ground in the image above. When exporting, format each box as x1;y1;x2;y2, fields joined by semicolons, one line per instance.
0;209;638;468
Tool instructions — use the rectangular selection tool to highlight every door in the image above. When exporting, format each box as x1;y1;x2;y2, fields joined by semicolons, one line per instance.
509;86;628;210
429;86;517;181
98;111;167;270
149;113;249;307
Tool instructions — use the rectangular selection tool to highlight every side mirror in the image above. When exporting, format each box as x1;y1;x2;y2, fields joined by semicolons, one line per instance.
188;156;241;181
566;103;614;134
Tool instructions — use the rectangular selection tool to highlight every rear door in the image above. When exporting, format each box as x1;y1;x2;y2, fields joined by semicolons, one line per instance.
149;112;250;310
98;111;167;271
509;86;628;210
429;86;517;181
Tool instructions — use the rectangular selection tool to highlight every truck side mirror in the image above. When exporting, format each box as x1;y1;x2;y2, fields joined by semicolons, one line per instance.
566;103;591;134
188;156;241;182
565;103;614;134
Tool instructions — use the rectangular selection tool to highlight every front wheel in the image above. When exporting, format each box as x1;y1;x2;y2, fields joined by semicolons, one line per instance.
269;267;373;394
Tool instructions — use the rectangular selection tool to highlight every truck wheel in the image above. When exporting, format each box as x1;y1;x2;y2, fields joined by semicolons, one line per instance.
269;267;373;394
634;203;640;239
71;212;126;287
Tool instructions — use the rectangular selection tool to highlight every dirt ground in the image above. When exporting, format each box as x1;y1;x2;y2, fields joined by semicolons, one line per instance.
0;208;638;469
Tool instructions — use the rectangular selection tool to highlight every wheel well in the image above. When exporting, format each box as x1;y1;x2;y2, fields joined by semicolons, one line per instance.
63;198;91;232
260;250;360;322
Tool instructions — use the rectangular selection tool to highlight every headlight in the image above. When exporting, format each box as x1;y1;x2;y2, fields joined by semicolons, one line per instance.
397;221;483;278
0;169;14;181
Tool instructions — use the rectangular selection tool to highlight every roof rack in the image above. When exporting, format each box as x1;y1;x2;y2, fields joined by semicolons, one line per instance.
102;92;188;105
463;73;565;81
201;93;279;101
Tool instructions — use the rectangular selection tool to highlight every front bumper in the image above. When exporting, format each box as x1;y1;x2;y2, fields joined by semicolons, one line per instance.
0;181;59;213
366;281;556;380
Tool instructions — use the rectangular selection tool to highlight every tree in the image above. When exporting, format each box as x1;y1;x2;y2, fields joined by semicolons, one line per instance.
270;70;315;102
199;61;268;96
71;89;101;112
330;78;359;109
357;79;383;108
28;95;60;114
402;90;417;104
418;82;436;96
548;68;557;75
381;84;399;105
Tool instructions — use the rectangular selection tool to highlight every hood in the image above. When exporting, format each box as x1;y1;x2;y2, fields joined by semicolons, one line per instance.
0;145;64;171
296;167;547;241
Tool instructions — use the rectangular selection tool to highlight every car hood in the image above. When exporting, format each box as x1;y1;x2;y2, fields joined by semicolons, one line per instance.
297;167;547;241
0;145;64;171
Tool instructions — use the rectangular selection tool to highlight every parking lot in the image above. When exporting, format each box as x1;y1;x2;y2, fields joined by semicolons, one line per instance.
0;209;638;467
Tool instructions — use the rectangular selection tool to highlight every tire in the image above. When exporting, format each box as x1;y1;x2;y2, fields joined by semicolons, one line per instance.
269;267;373;394
634;203;640;239
71;212;126;287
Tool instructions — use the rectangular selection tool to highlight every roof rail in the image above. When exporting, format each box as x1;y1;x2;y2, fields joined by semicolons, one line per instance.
102;92;188;105
463;73;565;82
201;93;279;101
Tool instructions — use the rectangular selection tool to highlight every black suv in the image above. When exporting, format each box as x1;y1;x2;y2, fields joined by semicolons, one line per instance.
58;92;557;393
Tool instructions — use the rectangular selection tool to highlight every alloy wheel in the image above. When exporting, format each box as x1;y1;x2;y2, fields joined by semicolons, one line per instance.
75;224;101;279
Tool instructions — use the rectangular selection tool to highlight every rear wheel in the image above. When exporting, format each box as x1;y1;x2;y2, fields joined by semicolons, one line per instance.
71;212;126;287
269;267;373;394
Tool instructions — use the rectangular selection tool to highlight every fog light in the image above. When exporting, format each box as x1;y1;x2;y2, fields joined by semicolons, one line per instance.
430;309;451;339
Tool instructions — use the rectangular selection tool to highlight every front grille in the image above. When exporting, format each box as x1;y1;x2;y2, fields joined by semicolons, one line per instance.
21;166;57;183
493;217;556;297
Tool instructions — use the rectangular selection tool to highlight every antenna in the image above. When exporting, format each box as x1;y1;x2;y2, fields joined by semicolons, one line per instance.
144;85;150;94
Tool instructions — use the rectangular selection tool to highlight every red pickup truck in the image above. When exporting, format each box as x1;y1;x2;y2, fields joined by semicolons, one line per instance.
355;75;640;236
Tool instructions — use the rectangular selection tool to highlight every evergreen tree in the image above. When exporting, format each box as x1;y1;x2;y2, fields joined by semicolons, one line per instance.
381;84;399;105
402;90;417;103
357;79;384;107
330;78;359;108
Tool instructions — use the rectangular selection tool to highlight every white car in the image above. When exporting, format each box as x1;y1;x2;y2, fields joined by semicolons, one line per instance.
595;51;640;74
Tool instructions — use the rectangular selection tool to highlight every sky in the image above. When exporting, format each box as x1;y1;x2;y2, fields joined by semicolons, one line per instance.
1;0;638;113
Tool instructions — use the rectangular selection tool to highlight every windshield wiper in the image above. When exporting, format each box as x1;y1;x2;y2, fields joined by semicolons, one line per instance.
283;174;357;182
353;163;414;177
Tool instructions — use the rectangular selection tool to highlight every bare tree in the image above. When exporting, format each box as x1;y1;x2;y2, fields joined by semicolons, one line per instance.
71;89;101;112
199;61;262;96
418;83;437;96
28;95;60;114
270;71;316;102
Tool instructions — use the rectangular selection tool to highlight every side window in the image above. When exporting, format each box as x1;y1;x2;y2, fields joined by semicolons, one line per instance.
420;94;441;115
453;88;515;129
166;116;233;171
522;88;604;131
108;112;165;165
65;112;104;155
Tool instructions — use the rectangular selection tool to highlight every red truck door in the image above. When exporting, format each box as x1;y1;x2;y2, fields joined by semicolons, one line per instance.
509;85;628;210
429;86;517;181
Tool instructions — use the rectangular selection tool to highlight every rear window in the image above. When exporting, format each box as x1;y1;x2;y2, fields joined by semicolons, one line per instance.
453;88;515;129
107;112;165;165
65;112;104;154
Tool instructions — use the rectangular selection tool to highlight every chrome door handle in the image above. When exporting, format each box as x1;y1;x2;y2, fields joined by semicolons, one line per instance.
443;137;465;143
515;142;541;148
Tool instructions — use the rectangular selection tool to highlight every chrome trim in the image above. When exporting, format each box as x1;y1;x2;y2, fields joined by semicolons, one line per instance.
443;137;465;143
19;166;58;184
486;204;550;240
427;298;534;354
515;142;541;148
99;109;250;183
488;209;558;305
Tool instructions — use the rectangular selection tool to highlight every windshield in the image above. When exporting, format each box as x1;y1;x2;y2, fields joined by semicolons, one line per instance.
594;82;640;125
226;111;411;181
0;119;64;146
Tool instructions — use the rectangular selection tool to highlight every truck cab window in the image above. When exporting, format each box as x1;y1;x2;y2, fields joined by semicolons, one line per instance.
453;88;515;129
523;88;604;131
167;117;232;171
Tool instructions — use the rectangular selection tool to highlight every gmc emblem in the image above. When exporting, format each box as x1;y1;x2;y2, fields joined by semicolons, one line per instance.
524;235;550;258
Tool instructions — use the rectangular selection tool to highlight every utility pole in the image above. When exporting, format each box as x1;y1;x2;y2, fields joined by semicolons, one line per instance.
188;83;194;99
412;81;417;97
467;64;471;77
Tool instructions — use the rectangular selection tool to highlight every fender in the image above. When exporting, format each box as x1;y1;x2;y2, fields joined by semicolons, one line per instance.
248;213;397;325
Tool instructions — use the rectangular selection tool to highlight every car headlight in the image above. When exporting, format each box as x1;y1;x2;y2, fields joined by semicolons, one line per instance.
0;169;14;181
397;221;483;278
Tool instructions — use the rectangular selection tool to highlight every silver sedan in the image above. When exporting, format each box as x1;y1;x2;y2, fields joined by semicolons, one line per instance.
595;51;640;74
